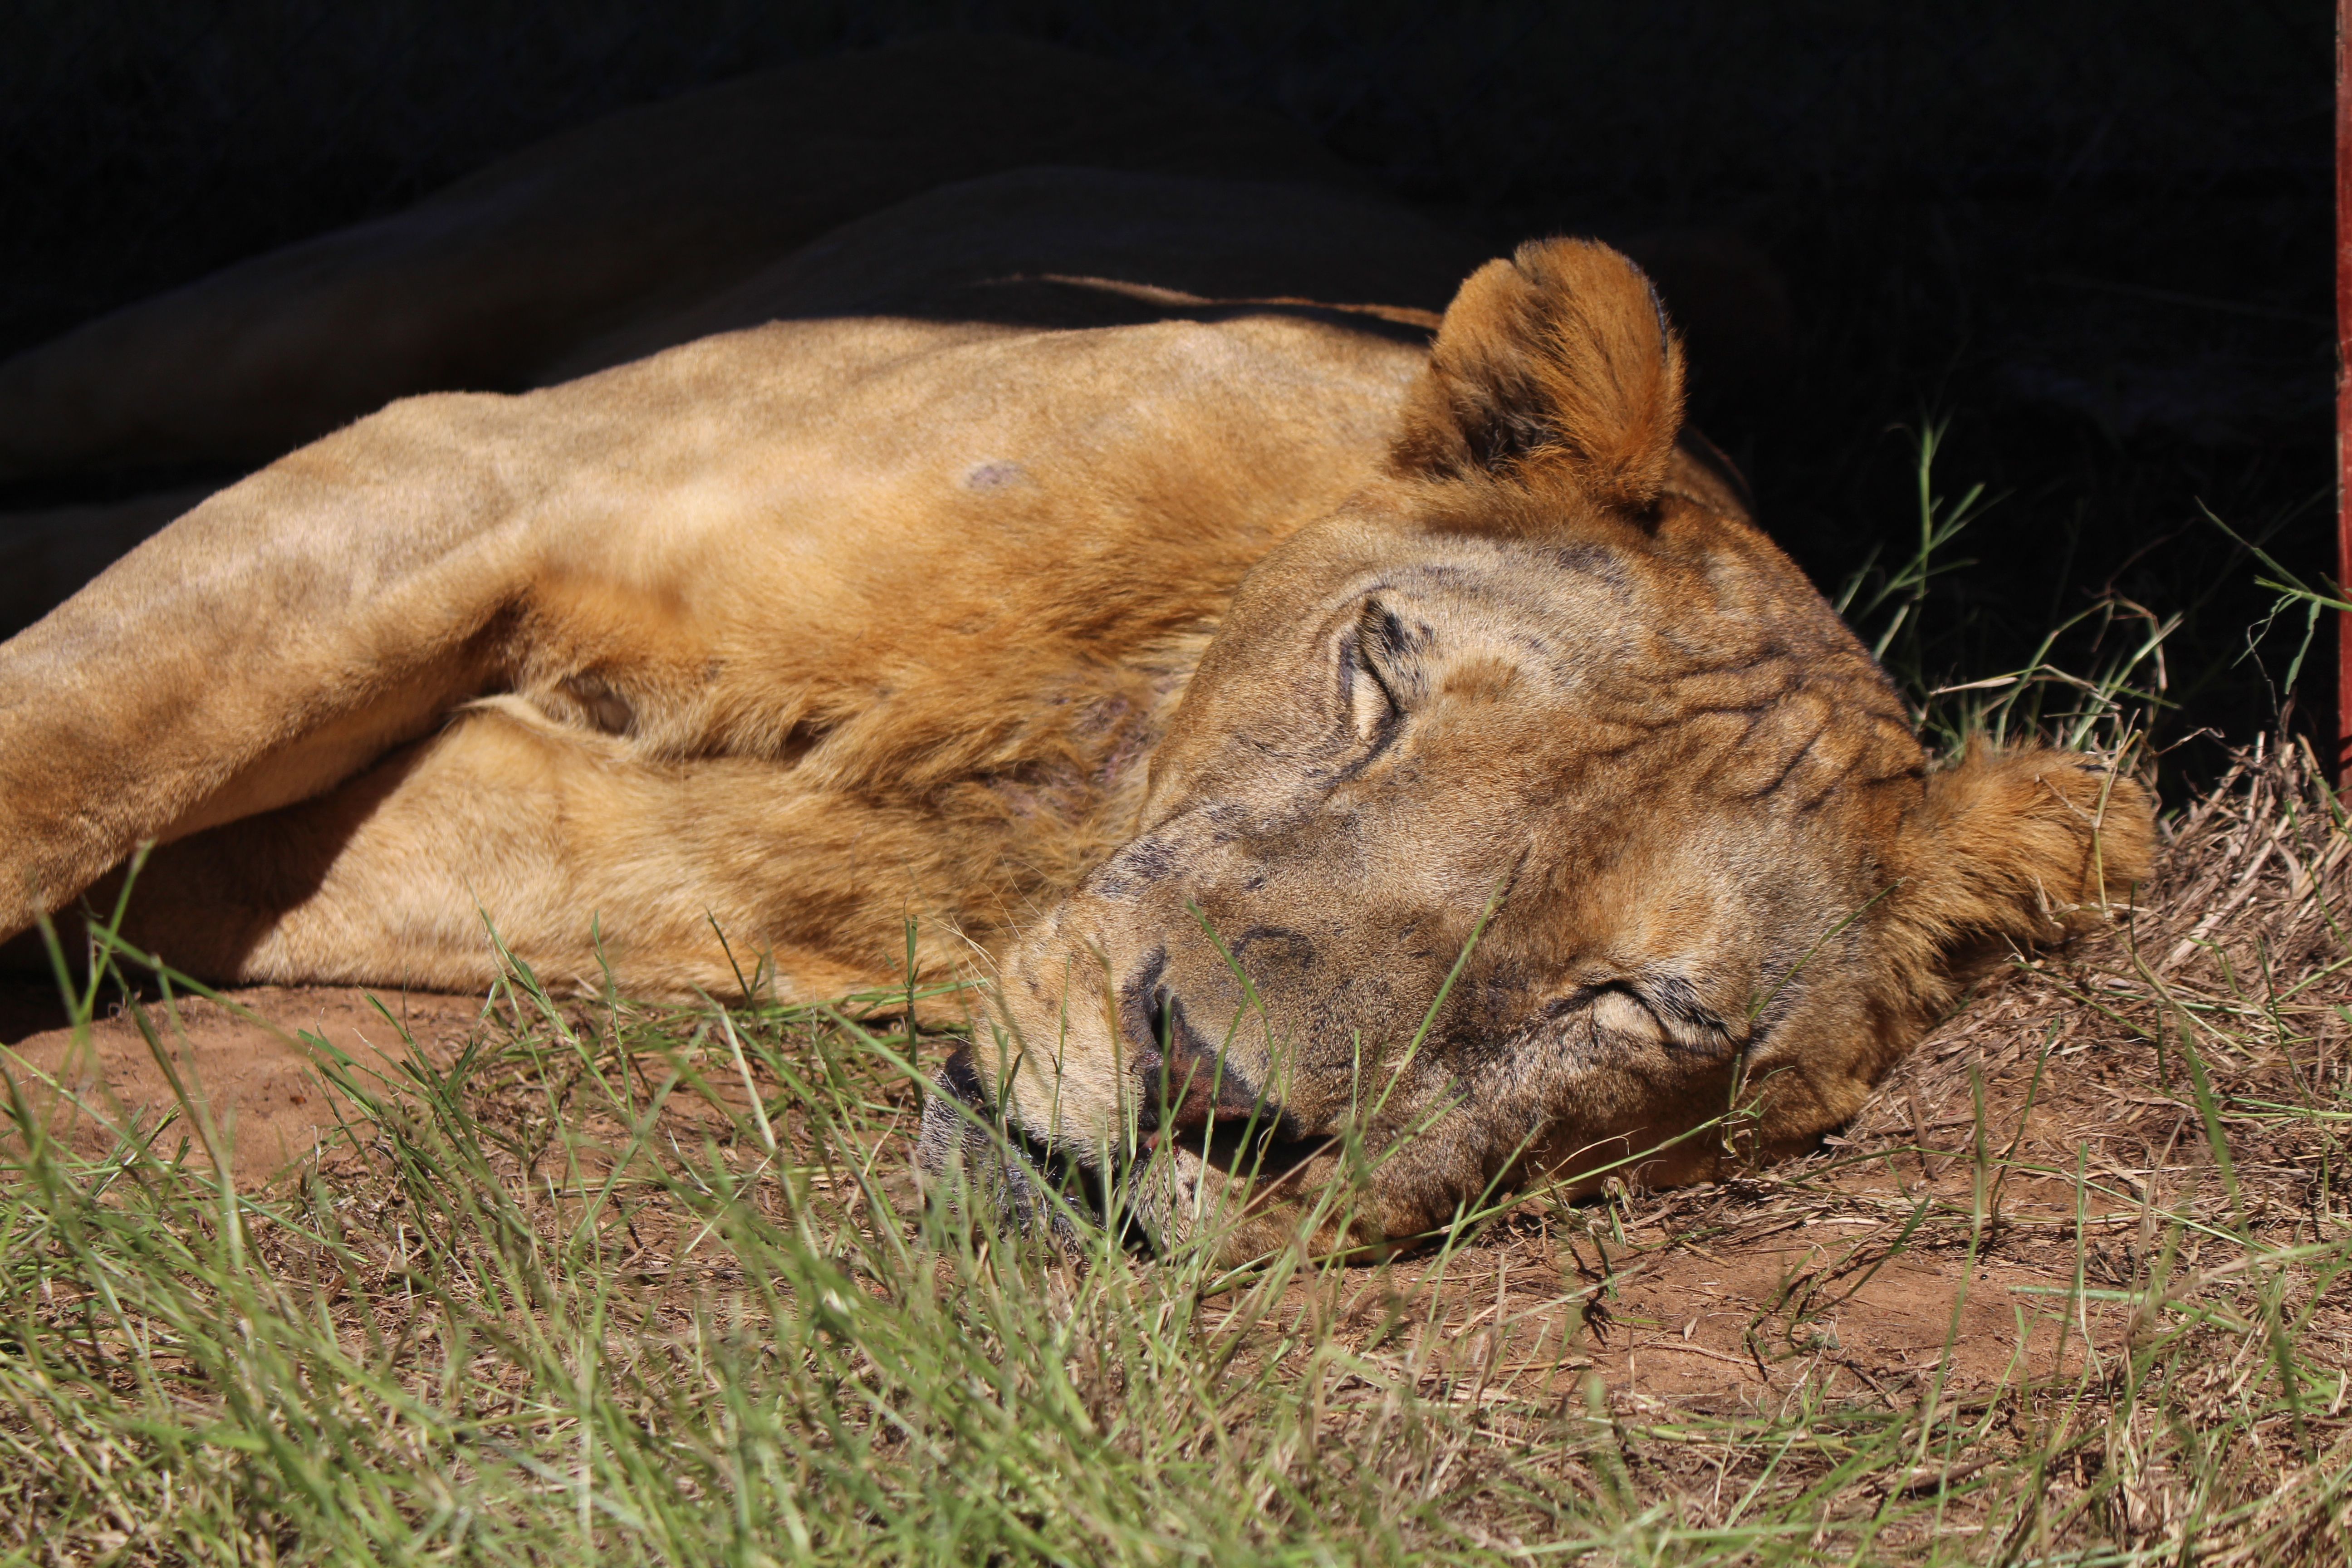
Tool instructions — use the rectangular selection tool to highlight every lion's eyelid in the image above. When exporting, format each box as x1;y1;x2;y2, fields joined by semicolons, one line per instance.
1552;980;1729;1051
1354;658;1400;743
1340;622;1402;747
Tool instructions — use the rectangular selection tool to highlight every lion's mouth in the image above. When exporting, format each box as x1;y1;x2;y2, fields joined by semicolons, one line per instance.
1120;950;1308;1147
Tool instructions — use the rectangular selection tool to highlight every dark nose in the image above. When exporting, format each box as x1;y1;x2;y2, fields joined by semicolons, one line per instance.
1119;951;1289;1140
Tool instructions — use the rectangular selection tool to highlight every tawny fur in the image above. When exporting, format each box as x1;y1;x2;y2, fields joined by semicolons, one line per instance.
1883;744;2158;1009
1392;239;1687;507
0;147;2153;1264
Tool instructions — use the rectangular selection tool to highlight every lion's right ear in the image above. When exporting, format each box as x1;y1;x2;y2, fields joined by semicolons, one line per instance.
1392;238;1686;509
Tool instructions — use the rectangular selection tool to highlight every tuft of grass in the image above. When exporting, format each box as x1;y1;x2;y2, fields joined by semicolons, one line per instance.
1837;417;2179;768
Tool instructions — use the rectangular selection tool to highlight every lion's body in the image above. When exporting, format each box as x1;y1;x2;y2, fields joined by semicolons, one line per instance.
0;44;2153;1259
4;307;1428;997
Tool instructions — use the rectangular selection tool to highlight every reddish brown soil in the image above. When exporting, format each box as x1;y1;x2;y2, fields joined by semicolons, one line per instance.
0;978;480;1186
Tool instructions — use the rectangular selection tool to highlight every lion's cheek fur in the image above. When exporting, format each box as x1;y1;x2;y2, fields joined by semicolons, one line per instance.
1875;745;2157;1029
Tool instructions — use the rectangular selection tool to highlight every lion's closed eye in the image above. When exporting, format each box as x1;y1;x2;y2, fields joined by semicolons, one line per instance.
1550;984;1727;1054
1589;987;1668;1044
1341;610;1403;748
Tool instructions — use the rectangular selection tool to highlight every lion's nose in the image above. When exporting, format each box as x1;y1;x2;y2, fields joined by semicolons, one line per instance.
1127;980;1287;1140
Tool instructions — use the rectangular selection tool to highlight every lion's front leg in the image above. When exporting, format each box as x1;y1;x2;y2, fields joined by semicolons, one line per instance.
0;392;553;940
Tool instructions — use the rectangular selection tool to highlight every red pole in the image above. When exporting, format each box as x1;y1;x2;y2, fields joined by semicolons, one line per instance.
2338;0;2352;776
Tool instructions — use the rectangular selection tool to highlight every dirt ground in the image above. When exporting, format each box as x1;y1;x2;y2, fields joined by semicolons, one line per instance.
1401;1005;2210;1416
0;979;480;1185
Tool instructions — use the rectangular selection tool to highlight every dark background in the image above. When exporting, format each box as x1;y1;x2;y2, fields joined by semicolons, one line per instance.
2;1;2330;794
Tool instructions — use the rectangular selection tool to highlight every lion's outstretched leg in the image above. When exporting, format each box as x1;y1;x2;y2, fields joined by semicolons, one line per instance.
0;392;554;939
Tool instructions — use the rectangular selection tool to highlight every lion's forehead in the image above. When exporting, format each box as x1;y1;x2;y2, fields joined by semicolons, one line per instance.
1375;545;1907;742
1224;544;1931;906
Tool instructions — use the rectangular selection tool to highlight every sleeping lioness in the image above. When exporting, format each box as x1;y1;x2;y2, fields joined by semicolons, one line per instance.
0;46;2151;1259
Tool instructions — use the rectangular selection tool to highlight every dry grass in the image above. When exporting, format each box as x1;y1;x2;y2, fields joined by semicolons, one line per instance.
0;730;2345;1563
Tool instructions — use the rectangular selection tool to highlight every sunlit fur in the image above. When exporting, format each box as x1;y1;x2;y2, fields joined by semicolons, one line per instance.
0;235;2152;1263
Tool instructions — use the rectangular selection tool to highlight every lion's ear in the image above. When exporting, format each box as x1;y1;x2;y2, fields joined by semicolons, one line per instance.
1884;744;2158;992
1392;238;1687;507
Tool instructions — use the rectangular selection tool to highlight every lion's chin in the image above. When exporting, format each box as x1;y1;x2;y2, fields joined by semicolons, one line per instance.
914;1044;1098;1254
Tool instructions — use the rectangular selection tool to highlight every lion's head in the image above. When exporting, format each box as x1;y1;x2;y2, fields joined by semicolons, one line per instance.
922;238;2153;1261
